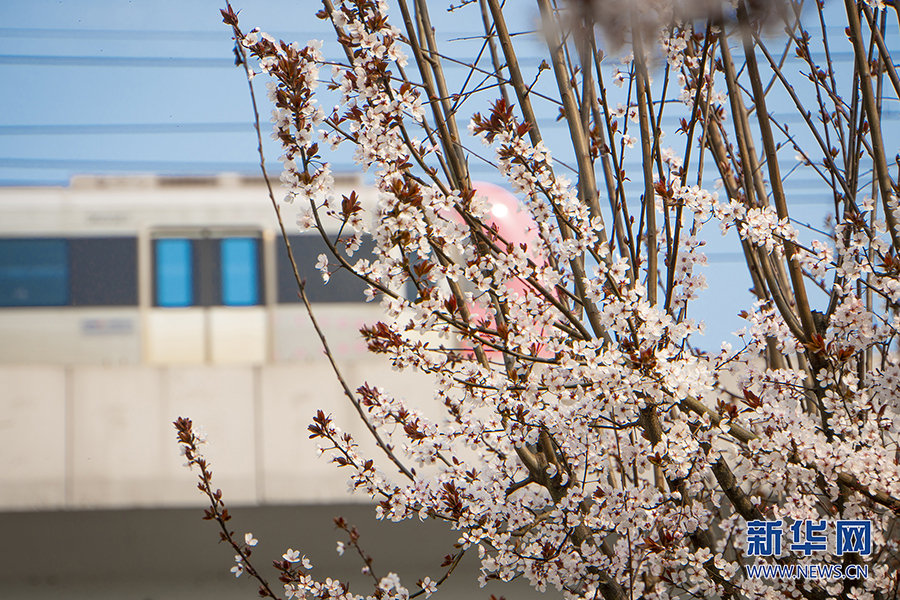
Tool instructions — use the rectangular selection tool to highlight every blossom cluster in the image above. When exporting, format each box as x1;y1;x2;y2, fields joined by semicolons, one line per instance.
206;1;900;599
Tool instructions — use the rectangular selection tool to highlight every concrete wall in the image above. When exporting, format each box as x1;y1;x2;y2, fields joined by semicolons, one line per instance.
0;360;431;511
0;176;433;511
0;503;544;600
0;176;516;600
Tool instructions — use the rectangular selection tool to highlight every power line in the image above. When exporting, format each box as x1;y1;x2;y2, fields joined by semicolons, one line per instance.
0;104;893;139
0;55;234;68
0;156;358;173
0;53;538;69
0;28;231;42
0;123;253;135
0;157;259;171
0;50;868;74
0;27;517;42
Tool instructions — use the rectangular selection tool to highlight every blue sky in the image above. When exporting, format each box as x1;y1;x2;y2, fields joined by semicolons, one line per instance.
0;1;547;186
0;1;341;186
3;0;889;349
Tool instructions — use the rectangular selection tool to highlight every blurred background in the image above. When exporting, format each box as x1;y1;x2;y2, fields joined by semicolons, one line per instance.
0;2;546;598
1;0;891;597
0;172;547;599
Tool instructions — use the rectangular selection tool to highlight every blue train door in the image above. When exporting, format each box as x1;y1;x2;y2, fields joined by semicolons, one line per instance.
146;230;267;364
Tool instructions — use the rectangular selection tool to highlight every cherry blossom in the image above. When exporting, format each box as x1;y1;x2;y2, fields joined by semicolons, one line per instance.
190;1;900;598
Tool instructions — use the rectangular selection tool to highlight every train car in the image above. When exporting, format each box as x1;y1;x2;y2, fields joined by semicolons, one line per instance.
0;173;534;514
0;172;383;366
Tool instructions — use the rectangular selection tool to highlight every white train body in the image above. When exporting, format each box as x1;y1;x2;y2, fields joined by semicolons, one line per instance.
0;173;382;365
0;174;432;511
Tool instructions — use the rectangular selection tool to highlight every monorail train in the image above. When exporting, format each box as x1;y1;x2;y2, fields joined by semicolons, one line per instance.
0;173;385;365
0;172;534;514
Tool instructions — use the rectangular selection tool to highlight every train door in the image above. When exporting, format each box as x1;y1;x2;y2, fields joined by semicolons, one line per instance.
144;229;269;364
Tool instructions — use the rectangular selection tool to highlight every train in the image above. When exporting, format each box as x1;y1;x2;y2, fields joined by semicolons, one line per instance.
0;172;385;365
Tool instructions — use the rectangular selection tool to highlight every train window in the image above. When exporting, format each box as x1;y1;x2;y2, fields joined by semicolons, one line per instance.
70;238;138;306
0;237;138;307
0;238;68;306
221;238;258;306
155;239;193;307
153;236;262;307
277;234;374;303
